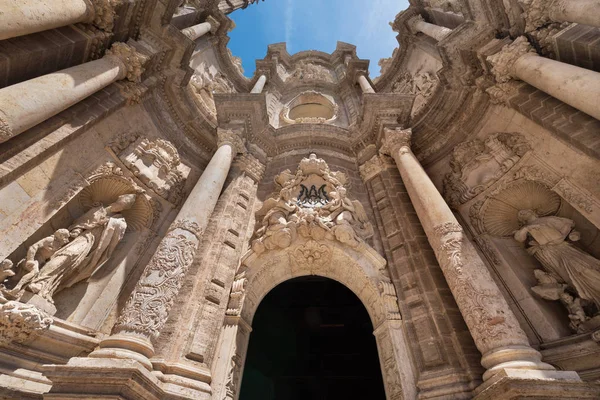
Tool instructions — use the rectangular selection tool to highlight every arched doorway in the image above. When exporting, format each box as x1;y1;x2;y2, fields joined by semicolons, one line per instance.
239;276;386;400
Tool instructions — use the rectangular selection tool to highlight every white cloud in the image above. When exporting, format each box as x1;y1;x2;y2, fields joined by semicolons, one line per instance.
284;0;294;50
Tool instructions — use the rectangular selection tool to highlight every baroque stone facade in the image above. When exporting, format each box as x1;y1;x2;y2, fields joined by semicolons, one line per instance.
0;0;600;399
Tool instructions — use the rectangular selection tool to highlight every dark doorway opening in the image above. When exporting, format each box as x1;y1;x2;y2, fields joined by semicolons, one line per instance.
239;276;386;400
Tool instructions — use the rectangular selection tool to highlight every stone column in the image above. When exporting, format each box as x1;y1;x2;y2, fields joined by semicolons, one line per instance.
0;42;147;144
488;36;600;121
357;74;375;94
380;127;555;381
89;129;246;369
250;75;267;94
0;0;118;41
407;15;452;41
520;0;600;31
181;16;220;41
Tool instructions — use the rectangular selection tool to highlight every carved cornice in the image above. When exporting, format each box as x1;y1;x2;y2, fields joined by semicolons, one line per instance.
217;128;247;155
233;153;266;182
380;127;412;156
105;42;149;83
487;36;536;84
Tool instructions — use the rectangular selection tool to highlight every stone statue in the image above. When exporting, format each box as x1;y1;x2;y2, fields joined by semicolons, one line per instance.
10;194;136;303
4;229;71;296
514;209;600;329
0;260;15;285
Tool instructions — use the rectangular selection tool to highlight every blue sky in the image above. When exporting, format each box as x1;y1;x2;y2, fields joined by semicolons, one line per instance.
227;0;409;77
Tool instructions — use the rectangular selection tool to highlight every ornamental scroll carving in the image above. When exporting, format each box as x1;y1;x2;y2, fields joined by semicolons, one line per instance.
122;138;186;204
0;301;52;346
250;154;374;255
289;61;334;83
443;132;530;209
434;222;529;350
392;71;438;116
113;219;200;339
190;64;235;116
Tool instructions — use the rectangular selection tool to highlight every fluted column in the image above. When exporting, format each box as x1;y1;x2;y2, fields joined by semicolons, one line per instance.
250;75;267;93
357;74;375;93
519;0;600;31
181;16;220;41
90;129;246;369
407;15;452;41
488;36;600;121
0;0;118;41
0;42;147;144
380;127;555;381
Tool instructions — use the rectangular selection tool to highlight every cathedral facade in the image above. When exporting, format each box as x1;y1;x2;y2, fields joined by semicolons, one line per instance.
0;0;600;398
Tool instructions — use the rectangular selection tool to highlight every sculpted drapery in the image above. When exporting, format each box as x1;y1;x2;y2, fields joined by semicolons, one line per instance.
514;209;600;309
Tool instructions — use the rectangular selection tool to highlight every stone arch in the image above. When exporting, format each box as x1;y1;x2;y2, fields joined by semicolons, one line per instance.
211;236;417;400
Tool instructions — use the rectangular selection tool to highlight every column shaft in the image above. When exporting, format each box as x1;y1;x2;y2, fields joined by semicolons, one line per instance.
0;43;146;143
412;18;452;41
382;128;554;381
250;75;267;93
514;53;600;120
92;131;244;368
182;22;212;41
0;0;92;40
357;74;375;93
551;0;600;27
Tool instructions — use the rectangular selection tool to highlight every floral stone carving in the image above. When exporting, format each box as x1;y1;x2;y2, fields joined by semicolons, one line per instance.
122;138;186;204
190;64;235;116
443;132;530;209
250;153;374;255
0;301;52;346
392;71;438;115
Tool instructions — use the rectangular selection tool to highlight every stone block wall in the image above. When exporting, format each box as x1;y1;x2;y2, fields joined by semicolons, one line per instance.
363;164;482;398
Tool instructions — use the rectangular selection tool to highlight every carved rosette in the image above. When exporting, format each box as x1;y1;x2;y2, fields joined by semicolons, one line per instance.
217;128;246;155
113;219;200;339
488;37;536;84
433;222;529;352
105;42;149;83
359;155;385;182
0;301;53;346
380;127;412;157
89;0;121;32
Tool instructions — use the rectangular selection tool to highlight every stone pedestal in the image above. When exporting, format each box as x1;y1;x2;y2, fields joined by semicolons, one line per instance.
19;291;57;315
473;369;600;399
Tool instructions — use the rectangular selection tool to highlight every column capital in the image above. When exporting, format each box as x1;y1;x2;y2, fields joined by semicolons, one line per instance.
89;0;121;32
233;153;266;183
406;14;425;34
217;128;247;155
105;42;149;83
487;37;536;83
380;127;412;156
518;0;555;32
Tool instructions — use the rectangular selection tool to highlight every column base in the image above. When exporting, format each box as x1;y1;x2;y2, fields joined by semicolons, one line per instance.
89;333;155;370
473;369;600;399
42;357;212;400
